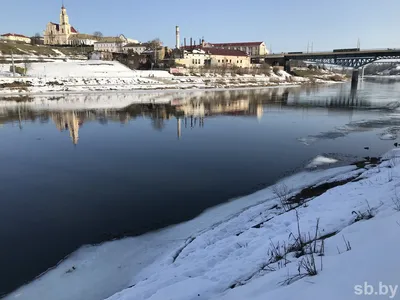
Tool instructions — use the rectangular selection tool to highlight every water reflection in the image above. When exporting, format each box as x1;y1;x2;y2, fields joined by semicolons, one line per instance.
1;83;399;145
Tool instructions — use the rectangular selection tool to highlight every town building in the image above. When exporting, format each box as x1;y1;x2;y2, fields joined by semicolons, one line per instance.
30;35;44;45
207;48;251;68
123;43;148;55
175;49;210;68
175;48;250;68
68;34;100;46
1;33;31;44
94;37;126;53
204;42;269;56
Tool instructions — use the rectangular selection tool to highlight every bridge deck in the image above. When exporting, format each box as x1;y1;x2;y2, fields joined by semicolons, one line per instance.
262;49;400;60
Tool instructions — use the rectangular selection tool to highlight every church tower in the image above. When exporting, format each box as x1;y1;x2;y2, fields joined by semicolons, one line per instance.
59;5;71;44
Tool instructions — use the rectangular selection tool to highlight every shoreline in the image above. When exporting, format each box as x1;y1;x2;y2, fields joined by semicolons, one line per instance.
5;152;397;300
0;80;343;98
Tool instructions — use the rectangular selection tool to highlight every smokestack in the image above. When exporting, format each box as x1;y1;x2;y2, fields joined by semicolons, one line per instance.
190;37;192;47
184;38;186;47
175;26;180;49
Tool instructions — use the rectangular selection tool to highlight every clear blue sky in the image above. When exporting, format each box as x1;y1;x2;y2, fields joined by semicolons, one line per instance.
1;0;399;52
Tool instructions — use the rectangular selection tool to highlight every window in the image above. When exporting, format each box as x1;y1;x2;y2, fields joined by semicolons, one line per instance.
240;60;242;63
218;60;220;63
192;59;195;64
230;59;231;63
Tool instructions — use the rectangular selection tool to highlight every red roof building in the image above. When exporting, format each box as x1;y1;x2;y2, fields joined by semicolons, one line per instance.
1;33;31;43
182;41;268;56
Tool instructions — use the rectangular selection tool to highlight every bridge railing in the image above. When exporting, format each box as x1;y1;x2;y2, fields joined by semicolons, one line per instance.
267;48;400;56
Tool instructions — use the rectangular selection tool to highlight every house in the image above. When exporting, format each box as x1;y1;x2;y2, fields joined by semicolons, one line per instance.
68;34;100;46
30;35;44;45
94;37;126;53
204;42;269;56
1;33;31;44
123;43;148;55
175;48;250;68
175;49;210;68
44;5;78;45
207;48;251;68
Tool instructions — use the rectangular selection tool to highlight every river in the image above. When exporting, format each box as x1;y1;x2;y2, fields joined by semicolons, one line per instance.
1;78;400;296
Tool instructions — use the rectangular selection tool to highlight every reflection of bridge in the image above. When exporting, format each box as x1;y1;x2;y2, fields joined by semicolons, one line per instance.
263;49;400;89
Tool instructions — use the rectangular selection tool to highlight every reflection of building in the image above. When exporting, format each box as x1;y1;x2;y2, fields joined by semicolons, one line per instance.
51;112;81;145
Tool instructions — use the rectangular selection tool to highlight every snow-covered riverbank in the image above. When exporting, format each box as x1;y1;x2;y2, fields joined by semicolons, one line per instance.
6;149;400;300
0;60;345;95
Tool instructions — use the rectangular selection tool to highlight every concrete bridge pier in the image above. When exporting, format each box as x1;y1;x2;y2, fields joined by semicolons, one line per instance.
284;60;291;73
351;69;360;91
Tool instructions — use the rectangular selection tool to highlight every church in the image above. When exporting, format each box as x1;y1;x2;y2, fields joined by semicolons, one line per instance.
44;5;78;45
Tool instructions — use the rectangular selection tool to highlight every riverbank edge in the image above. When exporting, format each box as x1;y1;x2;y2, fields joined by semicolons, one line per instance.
0;77;346;97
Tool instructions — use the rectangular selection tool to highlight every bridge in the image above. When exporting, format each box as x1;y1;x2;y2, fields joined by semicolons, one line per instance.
260;48;400;89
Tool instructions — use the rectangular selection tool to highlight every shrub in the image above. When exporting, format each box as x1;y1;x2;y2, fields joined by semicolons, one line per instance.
10;66;26;75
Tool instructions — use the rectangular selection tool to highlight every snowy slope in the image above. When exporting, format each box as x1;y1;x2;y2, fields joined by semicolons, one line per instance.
25;61;137;78
101;151;400;300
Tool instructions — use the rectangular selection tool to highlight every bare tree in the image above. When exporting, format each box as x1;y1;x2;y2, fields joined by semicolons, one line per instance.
93;31;103;38
147;38;162;49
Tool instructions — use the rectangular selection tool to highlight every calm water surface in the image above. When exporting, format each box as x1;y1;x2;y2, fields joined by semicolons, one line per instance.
1;79;400;295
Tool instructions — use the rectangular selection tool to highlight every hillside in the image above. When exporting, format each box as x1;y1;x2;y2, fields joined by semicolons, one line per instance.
0;41;91;62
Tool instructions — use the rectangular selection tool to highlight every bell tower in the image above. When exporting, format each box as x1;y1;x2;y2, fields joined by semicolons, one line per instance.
60;5;69;26
59;3;72;44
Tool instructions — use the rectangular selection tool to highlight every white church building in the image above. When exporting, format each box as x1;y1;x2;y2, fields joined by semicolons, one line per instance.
44;5;78;45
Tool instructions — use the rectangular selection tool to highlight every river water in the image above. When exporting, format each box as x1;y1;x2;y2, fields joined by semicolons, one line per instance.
1;78;400;296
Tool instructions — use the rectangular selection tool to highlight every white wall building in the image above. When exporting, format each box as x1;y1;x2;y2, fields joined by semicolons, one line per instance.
1;33;31;44
94;40;125;53
123;43;148;54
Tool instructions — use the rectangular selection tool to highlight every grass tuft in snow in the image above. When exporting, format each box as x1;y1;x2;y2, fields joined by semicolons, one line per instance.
280;247;320;286
298;252;318;276
352;200;375;222
337;235;352;254
272;183;292;212
392;189;400;211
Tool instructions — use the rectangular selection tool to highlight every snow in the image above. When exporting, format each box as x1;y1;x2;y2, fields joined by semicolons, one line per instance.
24;60;137;78
0;60;346;95
52;49;66;57
380;133;396;140
306;155;338;168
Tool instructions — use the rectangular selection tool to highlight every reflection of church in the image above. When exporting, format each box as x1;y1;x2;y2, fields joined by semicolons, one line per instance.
52;112;82;145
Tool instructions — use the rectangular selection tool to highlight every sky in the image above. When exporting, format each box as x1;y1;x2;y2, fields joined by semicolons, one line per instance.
1;0;400;53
